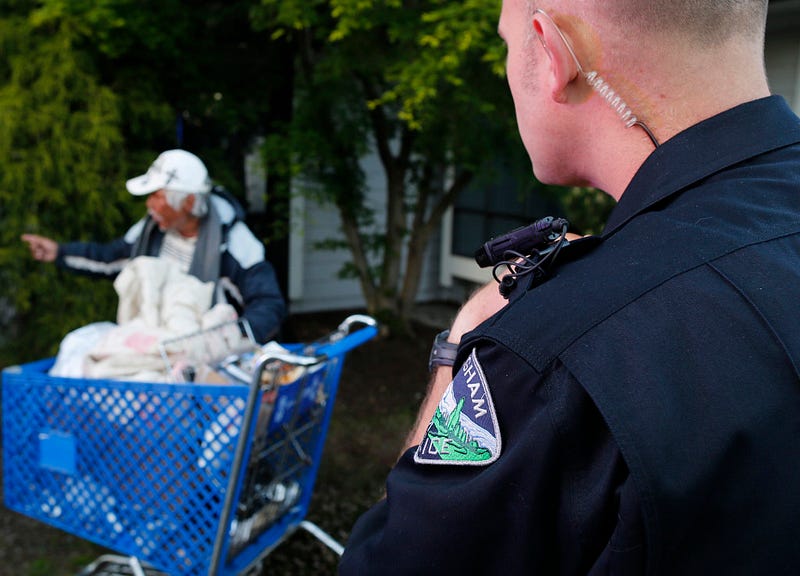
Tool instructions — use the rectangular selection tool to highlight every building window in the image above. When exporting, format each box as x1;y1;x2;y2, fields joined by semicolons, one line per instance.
441;157;561;286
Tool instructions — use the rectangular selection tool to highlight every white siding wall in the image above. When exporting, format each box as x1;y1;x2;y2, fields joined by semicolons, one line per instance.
288;147;449;313
288;171;375;314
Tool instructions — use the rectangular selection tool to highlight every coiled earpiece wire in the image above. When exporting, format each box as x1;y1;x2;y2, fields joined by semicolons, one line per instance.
534;9;660;148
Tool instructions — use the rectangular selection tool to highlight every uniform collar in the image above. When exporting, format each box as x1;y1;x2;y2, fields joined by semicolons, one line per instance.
603;96;800;237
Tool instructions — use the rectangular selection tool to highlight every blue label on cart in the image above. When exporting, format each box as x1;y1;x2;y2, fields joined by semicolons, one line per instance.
39;430;76;475
414;348;501;466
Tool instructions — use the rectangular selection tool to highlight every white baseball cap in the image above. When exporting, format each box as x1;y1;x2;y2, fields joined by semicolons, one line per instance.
126;149;213;196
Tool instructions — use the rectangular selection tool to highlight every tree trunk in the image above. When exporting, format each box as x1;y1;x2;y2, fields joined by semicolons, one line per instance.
379;167;407;308
398;169;474;324
338;207;380;313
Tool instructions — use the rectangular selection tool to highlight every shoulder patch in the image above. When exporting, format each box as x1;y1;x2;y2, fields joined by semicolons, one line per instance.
414;348;501;466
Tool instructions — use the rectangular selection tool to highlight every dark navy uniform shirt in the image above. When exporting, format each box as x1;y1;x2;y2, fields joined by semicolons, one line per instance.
340;96;800;576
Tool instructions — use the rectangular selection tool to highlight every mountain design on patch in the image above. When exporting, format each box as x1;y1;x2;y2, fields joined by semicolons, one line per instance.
428;397;492;461
414;348;501;466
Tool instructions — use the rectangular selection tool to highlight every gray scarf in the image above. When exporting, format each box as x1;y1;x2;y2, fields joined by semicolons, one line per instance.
131;201;223;285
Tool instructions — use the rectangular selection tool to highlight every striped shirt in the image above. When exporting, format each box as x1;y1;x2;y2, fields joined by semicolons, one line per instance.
159;231;197;273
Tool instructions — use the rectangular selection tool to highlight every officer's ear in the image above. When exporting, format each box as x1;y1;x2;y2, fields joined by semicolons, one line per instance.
532;11;581;104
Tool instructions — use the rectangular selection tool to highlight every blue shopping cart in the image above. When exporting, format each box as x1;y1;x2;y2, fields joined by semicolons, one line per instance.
2;314;378;576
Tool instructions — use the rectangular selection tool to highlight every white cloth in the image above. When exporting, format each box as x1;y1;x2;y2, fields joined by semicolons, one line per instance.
49;321;116;378
114;255;214;333
50;256;239;381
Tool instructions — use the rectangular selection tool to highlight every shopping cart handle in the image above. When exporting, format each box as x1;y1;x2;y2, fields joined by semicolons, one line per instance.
319;316;379;356
333;314;378;339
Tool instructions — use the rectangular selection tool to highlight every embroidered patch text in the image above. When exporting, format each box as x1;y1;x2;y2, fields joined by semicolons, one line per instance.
414;348;501;466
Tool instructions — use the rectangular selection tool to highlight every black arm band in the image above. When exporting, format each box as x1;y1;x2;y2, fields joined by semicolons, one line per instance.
428;329;459;372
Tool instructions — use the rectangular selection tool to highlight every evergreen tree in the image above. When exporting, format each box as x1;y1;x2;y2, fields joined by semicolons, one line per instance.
0;0;291;362
0;5;135;363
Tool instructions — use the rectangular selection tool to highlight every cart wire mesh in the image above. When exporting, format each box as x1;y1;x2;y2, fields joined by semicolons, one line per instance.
2;315;378;576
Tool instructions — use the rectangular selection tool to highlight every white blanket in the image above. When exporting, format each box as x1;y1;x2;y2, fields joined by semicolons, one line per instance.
50;256;238;381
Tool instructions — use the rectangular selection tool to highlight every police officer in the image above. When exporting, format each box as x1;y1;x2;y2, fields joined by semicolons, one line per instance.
341;1;800;574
